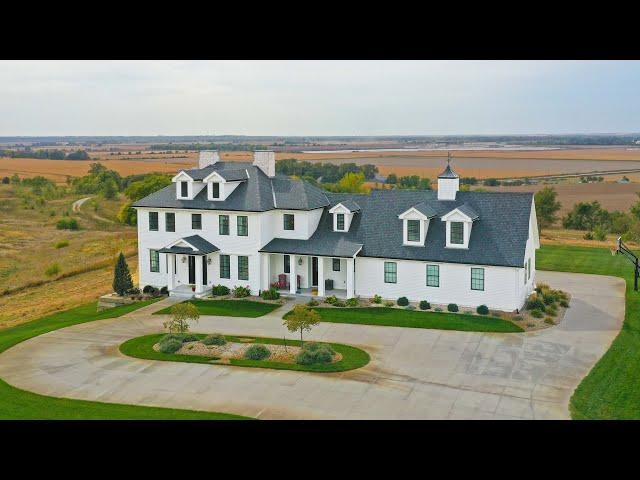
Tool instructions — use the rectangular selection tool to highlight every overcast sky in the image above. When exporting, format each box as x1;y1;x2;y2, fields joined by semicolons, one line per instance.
0;60;638;136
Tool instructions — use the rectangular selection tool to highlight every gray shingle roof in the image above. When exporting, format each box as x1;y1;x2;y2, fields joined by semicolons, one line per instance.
132;162;329;212
217;169;248;182
261;190;533;268
454;203;479;220
158;235;219;255
410;201;438;218
337;199;361;212
438;163;459;179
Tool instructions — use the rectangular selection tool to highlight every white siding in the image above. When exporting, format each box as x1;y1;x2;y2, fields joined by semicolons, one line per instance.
354;257;523;311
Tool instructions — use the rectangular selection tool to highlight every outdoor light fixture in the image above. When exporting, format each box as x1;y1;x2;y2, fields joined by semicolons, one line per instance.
298;257;303;266
181;256;187;263
207;257;212;265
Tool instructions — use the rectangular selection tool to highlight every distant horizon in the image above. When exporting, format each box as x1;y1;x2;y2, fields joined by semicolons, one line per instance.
1;61;639;137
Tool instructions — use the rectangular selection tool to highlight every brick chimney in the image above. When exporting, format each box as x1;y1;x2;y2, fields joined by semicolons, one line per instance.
253;150;275;177
198;150;220;169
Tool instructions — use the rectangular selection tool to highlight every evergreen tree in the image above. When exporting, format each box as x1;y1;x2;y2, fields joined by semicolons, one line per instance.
113;252;133;295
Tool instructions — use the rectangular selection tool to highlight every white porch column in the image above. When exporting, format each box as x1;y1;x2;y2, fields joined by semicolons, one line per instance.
317;257;325;297
261;253;270;291
346;257;355;299
290;254;297;294
195;255;204;294
167;253;175;290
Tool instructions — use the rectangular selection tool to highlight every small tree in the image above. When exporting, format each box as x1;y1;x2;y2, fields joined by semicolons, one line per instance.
164;302;200;333
283;305;320;346
535;186;561;232
113;252;133;296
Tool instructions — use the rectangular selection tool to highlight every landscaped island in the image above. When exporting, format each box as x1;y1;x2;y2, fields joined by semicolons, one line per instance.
120;333;370;373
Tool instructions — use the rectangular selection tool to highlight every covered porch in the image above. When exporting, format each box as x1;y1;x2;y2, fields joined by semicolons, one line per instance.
158;235;219;298
260;252;355;299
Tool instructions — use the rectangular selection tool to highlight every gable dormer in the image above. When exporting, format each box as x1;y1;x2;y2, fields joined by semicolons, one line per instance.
202;169;247;201
440;204;479;249
398;202;437;246
329;200;360;232
172;171;205;200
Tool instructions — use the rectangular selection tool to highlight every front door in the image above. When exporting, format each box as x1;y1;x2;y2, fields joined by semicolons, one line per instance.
312;257;318;287
188;256;196;284
202;256;207;285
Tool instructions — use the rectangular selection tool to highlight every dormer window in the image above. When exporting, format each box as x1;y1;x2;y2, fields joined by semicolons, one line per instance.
172;171;196;200
450;222;464;244
398;202;436;247
407;220;420;242
180;181;188;198
441;204;479;249
329;201;360;233
212;182;220;199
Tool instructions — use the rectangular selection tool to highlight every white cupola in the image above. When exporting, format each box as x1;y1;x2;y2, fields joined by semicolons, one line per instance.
437;154;459;201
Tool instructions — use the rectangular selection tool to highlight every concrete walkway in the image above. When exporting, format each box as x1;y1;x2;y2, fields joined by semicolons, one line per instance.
0;271;625;419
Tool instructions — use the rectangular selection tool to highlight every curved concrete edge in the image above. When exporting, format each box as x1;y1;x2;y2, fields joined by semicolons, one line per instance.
0;271;625;419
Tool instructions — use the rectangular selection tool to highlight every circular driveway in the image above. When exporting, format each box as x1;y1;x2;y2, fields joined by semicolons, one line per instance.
0;271;625;419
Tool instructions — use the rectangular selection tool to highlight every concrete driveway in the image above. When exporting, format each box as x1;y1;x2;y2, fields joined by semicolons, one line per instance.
0;271;625;419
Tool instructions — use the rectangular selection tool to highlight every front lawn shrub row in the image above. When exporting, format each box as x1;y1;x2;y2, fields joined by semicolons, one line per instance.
232;285;251;298
211;284;230;296
261;286;280;300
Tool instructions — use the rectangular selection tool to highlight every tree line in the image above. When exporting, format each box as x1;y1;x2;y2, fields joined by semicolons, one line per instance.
0;148;90;160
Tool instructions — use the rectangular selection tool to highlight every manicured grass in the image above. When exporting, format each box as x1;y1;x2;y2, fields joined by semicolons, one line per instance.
284;307;523;333
0;300;249;419
120;333;370;373
538;244;640;420
154;299;281;318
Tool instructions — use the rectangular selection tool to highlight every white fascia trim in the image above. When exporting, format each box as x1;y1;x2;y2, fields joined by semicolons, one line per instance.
440;208;474;222
398;207;430;220
165;238;199;251
329;203;350;214
172;171;194;182
202;171;226;183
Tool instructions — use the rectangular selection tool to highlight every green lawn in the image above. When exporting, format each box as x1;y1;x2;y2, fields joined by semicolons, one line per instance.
284;307;523;333
120;333;370;373
0;300;248;419
537;244;640;419
154;299;281;317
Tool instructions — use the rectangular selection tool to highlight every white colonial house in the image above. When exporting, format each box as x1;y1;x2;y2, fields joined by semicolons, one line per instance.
133;151;539;311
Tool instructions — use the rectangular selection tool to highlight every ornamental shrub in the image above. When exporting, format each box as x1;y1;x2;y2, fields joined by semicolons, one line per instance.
345;297;359;307
476;305;489;315
211;284;230;296
202;333;227;346
419;300;431;310
261;286;280;300
447;303;459;312
397;297;409;306
372;294;382;304
244;344;270;360
530;309;544;318
159;338;182;354
232;285;251;298
295;342;336;365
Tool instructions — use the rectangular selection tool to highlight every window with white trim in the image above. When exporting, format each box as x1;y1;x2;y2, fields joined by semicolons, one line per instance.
426;264;439;287
384;262;397;283
150;250;159;273
471;268;484;291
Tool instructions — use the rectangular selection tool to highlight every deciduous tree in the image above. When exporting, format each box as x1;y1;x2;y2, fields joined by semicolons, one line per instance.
283;305;320;345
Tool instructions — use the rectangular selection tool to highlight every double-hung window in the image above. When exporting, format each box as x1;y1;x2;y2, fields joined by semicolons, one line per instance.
149;212;158;231
238;256;249;281
219;255;230;279
180;181;188;198
150;250;159;273
237;216;248;236
336;213;345;231
219;215;229;235
332;258;341;271
450;222;464;244
426;264;439;287
165;212;175;232
283;214;295;231
284;255;290;274
384;262;397;283
407;220;420;242
471;267;484;291
212;182;220;199
191;213;202;230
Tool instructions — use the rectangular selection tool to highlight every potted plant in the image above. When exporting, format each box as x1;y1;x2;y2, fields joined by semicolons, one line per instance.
191;285;196;292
